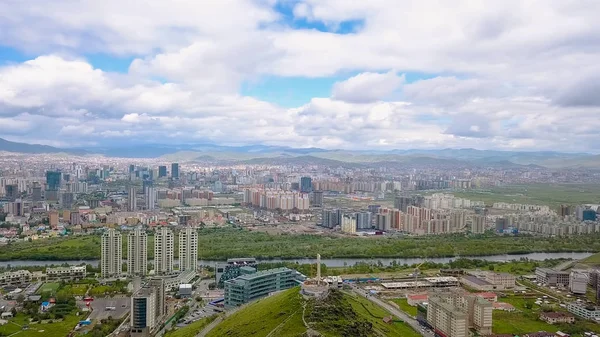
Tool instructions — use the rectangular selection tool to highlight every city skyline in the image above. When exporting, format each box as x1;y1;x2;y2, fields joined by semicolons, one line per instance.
1;1;599;152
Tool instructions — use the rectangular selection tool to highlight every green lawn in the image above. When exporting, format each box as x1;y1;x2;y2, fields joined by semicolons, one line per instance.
207;287;305;337
166;315;218;337
390;298;417;316
37;282;61;294
62;284;88;296
0;313;81;337
581;252;600;266
345;293;420;337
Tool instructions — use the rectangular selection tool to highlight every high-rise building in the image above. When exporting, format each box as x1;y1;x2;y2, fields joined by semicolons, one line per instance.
158;166;167;178
310;191;323;207
101;229;122;278
356;212;373;229
128;186;137;212
49;211;59;228
154;227;174;275
171;163;179;179
394;195;414;212
145;186;156;210
46;171;61;191
322;209;342;228
128;228;148;276
4;184;18;201
32;183;42;202
471;215;486;234
178;227;198;272
130;279;165;337
61;192;74;209
427;291;492;337
300;176;313;193
129;164;135;173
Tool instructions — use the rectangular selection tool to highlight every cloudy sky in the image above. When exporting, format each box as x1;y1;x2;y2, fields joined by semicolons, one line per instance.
0;0;599;152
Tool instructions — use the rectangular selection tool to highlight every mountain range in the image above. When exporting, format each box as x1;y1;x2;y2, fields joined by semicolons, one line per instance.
1;137;599;169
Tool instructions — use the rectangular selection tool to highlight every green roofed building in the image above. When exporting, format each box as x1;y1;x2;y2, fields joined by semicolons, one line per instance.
224;267;300;307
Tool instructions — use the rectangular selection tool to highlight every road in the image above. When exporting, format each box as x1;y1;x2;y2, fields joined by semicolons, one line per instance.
349;285;432;337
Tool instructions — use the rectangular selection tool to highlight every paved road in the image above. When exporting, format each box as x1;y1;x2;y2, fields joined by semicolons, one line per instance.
350;285;432;337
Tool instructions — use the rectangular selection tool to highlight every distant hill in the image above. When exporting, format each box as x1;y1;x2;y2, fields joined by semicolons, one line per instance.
0;138;86;155
206;287;420;337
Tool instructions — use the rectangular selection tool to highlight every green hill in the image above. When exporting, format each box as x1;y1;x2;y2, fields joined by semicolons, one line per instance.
206;287;420;337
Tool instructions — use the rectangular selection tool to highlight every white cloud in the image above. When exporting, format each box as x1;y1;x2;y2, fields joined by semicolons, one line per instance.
332;71;404;103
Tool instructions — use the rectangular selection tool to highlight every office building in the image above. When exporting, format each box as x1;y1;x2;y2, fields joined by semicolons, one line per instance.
171;163;179;179
128;228;148;276
178;227;198;272
485;272;516;289
567;302;600;320
310;191;323;207
129;164;135;173
128;186;137;212
583;209;597;221
536;268;570;287
32;183;42;202
158;166;167;178
130;279;165;337
154;227;174;275
61;192;74;209
300;176;313;193
46;171;61;191
101;229;122;278
46;265;86;281
4;184;18;201
224;267;299;307
216;258;258;288
569;271;588;294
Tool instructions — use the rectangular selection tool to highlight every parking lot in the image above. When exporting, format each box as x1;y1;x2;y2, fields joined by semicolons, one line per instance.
77;297;130;321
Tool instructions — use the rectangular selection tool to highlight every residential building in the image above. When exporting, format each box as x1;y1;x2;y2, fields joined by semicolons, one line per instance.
0;270;32;287
178;227;198;272
471;215;486;234
536;268;570;287
130;279;165;337
427;291;493;337
49;210;59;228
569;271;588;295
224;267;299;307
539;312;575;324
128;186;137;212
145;186;155;210
46;266;86;281
341;214;356;233
101;229;122;278
154;227;174;275
356;212;372;229
128;228;148;276
322;209;342;228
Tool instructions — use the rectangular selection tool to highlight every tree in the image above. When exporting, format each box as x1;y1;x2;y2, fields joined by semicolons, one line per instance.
16;294;25;305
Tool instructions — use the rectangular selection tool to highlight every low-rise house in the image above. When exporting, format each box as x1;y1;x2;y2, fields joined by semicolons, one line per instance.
46;265;86;281
540;312;575;324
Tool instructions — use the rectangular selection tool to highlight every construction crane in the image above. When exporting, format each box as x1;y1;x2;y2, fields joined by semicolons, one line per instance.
413;260;426;291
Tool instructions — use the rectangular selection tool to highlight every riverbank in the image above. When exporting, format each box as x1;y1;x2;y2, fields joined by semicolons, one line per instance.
1;227;599;262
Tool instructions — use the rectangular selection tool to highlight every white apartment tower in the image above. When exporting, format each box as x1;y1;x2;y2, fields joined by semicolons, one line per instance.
127;228;148;276
128;186;137;212
154;227;174;275
179;227;198;272
101;229;122;278
145;186;156;210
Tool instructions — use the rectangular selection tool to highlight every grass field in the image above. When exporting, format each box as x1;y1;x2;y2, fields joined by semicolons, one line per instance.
581;252;600;266
37;282;60;294
344;293;420;337
390;298;417;316
166;315;218;337
62;284;89;296
206;287;305;337
0;312;80;337
444;183;600;208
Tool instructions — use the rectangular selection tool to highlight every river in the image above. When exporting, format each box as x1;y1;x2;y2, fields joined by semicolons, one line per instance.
0;252;593;268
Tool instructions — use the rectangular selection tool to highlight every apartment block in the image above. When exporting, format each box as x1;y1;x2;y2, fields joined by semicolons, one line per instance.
101;228;122;278
127;228;148;276
0;270;32;287
46;265;86;281
569;271;589;295
426;290;493;337
154;227;174;275
178;227;198;272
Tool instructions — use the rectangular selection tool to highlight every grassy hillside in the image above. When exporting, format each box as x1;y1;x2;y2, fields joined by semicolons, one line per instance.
207;287;419;337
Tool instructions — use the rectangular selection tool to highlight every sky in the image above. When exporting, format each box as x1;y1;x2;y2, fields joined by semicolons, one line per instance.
0;0;599;152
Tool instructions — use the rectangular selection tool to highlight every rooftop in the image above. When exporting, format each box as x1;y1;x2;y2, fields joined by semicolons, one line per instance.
462;275;492;286
229;267;293;283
